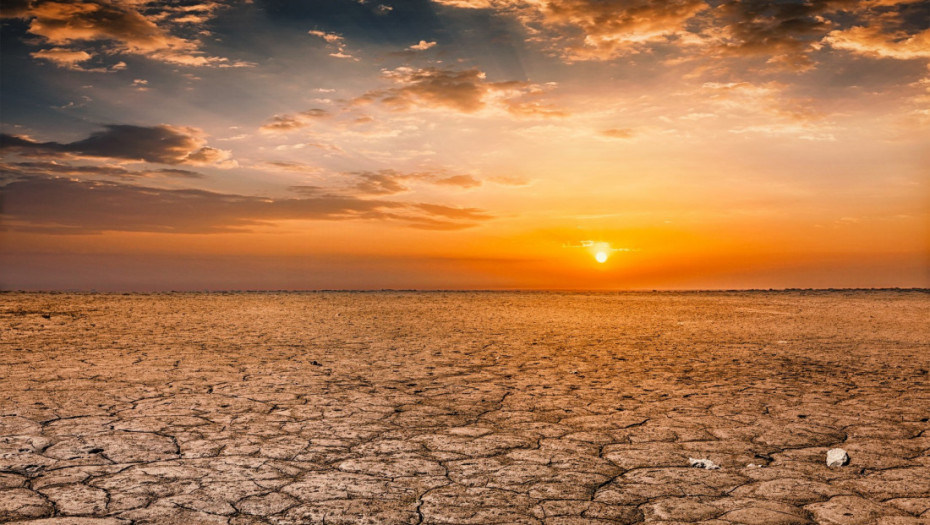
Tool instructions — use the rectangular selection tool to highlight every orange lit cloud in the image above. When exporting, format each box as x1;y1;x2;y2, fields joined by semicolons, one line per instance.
308;29;356;59
432;0;930;69
600;128;635;139
433;0;707;60
826;26;930;60
354;67;565;116
345;170;483;196
29;47;91;68
260;109;331;133
3;0;247;68
408;40;437;51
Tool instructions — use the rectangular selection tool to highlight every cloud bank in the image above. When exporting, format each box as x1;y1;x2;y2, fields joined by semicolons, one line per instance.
1;176;493;233
1;125;234;167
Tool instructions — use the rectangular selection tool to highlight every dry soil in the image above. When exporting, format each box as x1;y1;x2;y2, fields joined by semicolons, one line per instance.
1;291;928;524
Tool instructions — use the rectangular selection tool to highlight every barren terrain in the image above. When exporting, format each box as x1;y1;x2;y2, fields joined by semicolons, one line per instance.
1;291;928;524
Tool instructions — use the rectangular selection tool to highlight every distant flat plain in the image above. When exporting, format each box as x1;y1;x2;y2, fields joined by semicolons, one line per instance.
1;291;928;524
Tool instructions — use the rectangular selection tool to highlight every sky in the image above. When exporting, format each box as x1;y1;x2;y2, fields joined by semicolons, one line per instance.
1;0;928;290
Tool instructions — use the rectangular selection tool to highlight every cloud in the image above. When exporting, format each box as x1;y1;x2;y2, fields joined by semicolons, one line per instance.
709;0;840;71
535;0;708;60
358;67;497;112
430;0;833;65
0;177;492;233
408;40;437;50
308;29;357;59
822;0;930;60
488;175;531;186
699;81;823;122
697;81;832;136
263;161;325;174
260;109;330;133
434;174;481;188
29;47;92;68
0;0;31;18
0;160;204;180
353;170;412;195
1;125;235;167
354;67;566;117
432;0;707;60
825;25;930;60
346;169;483;196
600;128;635;139
430;0;930;70
503;99;569;118
413;203;491;221
3;0;248;68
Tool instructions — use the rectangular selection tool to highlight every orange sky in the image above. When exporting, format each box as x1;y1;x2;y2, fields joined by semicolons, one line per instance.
1;0;928;289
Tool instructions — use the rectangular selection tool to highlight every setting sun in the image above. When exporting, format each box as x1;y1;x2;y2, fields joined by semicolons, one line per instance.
595;252;608;264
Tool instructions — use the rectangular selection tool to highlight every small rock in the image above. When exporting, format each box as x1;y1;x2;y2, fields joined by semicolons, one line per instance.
826;448;849;467
746;463;764;468
689;458;720;470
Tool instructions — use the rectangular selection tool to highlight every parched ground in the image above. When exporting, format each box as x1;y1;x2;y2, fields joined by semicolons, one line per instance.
1;291;928;525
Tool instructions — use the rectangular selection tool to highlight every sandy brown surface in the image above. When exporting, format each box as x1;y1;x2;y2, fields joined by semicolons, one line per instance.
1;291;928;525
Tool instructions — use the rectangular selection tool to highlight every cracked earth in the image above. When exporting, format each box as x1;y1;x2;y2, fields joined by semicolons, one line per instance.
1;291;928;524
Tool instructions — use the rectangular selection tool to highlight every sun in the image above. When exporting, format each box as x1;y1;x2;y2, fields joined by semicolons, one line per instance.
595;251;608;263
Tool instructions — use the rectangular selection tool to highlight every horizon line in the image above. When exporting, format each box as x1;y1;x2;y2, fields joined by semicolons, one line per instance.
3;287;928;294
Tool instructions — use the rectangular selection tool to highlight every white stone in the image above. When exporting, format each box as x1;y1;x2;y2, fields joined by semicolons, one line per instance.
689;458;720;470
826;448;849;467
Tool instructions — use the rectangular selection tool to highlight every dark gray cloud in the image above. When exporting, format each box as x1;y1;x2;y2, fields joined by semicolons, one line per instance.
0;176;491;233
710;0;850;70
0;161;204;180
1;125;232;166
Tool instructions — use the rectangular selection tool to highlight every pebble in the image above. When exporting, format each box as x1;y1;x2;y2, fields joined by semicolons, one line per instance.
826;448;849;467
689;458;721;470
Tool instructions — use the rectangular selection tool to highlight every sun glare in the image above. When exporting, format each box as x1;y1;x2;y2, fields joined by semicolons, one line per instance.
595;251;608;263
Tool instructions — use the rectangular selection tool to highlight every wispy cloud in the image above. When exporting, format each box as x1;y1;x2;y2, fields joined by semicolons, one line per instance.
308;29;357;59
345;169;483;196
600;128;635;139
0;176;493;233
260;109;331;133
0;160;204;180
